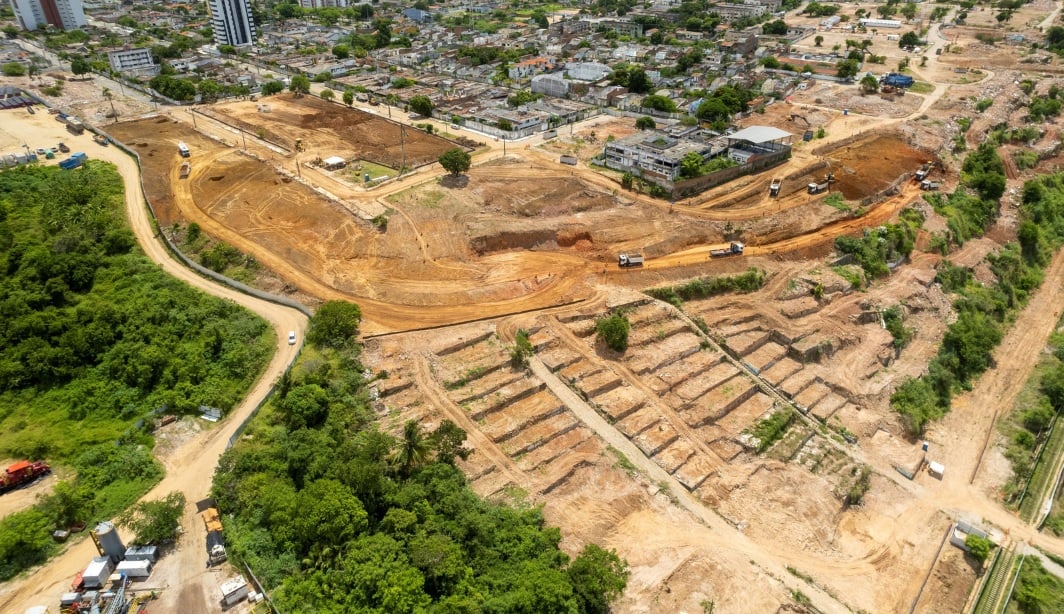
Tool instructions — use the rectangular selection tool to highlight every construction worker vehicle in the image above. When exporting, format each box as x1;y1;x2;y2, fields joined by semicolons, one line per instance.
0;460;50;494
710;242;745;258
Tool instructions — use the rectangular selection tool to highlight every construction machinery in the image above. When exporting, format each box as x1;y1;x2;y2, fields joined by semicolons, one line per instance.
914;162;932;181
294;138;306;152
177;142;190;157
57;142;70;153
0;460;50;493
180;161;191;178
710;242;745;258
617;253;644;268
202;507;228;566
920;180;941;191
769;177;782;197
789;114;810;126
59;152;87;170
93;134;109;146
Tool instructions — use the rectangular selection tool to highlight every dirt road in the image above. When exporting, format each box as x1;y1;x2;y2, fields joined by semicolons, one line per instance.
0;111;307;612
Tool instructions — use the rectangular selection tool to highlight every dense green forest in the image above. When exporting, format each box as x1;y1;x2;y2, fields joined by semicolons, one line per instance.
892;169;1064;436
0;162;273;579
214;302;629;613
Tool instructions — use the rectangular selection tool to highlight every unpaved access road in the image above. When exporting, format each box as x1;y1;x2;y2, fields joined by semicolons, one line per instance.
0;111;307;612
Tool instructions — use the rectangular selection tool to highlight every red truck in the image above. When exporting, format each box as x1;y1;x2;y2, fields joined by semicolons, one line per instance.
0;460;51;493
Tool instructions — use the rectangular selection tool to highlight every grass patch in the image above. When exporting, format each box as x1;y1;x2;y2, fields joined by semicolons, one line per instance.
1010;556;1064;613
748;408;795;453
348;159;397;184
909;81;934;94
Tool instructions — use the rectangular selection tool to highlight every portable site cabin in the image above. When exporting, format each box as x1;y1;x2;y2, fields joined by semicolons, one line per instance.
124;545;158;563
322;156;346;170
82;557;114;589
115;559;152;579
928;461;945;479
220;577;250;607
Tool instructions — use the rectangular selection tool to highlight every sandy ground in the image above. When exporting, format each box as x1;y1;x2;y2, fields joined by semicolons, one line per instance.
0;110;306;614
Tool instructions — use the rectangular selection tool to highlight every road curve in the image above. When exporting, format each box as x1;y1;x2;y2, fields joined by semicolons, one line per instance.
0;111;308;613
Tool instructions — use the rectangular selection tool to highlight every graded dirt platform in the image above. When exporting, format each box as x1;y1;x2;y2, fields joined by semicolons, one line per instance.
201;93;461;168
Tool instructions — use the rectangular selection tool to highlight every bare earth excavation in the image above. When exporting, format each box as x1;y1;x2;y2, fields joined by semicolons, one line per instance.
5;10;1064;611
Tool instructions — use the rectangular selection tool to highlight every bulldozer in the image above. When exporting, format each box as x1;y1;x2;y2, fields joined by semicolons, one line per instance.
294;138;306;152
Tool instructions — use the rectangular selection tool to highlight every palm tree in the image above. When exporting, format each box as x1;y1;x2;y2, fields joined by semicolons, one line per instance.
102;87;117;122
394;420;430;476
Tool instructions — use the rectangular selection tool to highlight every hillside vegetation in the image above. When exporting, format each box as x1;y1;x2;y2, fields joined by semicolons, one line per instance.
213;302;630;613
0;162;273;579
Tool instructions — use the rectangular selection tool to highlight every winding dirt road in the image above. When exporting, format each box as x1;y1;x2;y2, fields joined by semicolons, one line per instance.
0;109;307;612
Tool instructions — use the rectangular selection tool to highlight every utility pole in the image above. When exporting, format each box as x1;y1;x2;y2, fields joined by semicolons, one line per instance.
400;124;406;175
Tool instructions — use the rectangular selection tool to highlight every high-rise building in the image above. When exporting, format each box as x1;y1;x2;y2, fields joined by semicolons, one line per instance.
9;0;86;31
207;0;256;47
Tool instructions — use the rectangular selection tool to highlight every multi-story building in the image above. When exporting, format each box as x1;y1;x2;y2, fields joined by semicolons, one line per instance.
9;0;86;31
107;47;159;76
298;0;347;7
207;0;256;47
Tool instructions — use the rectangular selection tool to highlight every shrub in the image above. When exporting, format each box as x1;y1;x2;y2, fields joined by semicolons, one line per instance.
964;533;992;563
596;313;630;352
510;329;534;368
749;408;794;453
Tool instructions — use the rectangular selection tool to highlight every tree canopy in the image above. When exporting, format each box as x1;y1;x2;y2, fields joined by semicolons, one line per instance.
439;148;472;176
307;300;362;349
213;336;629;612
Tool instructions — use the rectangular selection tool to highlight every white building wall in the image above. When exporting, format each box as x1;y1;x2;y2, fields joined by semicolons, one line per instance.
208;0;257;46
9;0;85;30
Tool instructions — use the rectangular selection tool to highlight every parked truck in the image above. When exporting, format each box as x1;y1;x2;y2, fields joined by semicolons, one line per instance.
617;253;644;268
881;73;914;88
807;181;830;194
769;178;782;197
914;162;931;181
0;460;50;494
59;152;87;170
65;117;85;135
93;134;109;146
710;242;745;258
178;142;191;158
920;180;941;191
202;507;227;566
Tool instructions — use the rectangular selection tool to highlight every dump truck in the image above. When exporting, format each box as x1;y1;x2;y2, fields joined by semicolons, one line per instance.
881;73;914;88
807;181;830;194
617;253;644;268
0;460;50;494
914;163;931;181
202;507;227;566
769;178;782;197
710;242;745;258
59;152;87;170
93;134;109;146
65;117;85;135
920;180;941;191
180;161;191;178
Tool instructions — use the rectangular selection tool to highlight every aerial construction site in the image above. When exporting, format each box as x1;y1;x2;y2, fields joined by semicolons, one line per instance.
3;11;1064;612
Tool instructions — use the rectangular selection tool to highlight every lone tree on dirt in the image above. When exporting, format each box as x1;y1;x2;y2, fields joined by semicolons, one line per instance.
860;74;879;94
289;74;311;97
439;148;471;176
596;312;630;353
